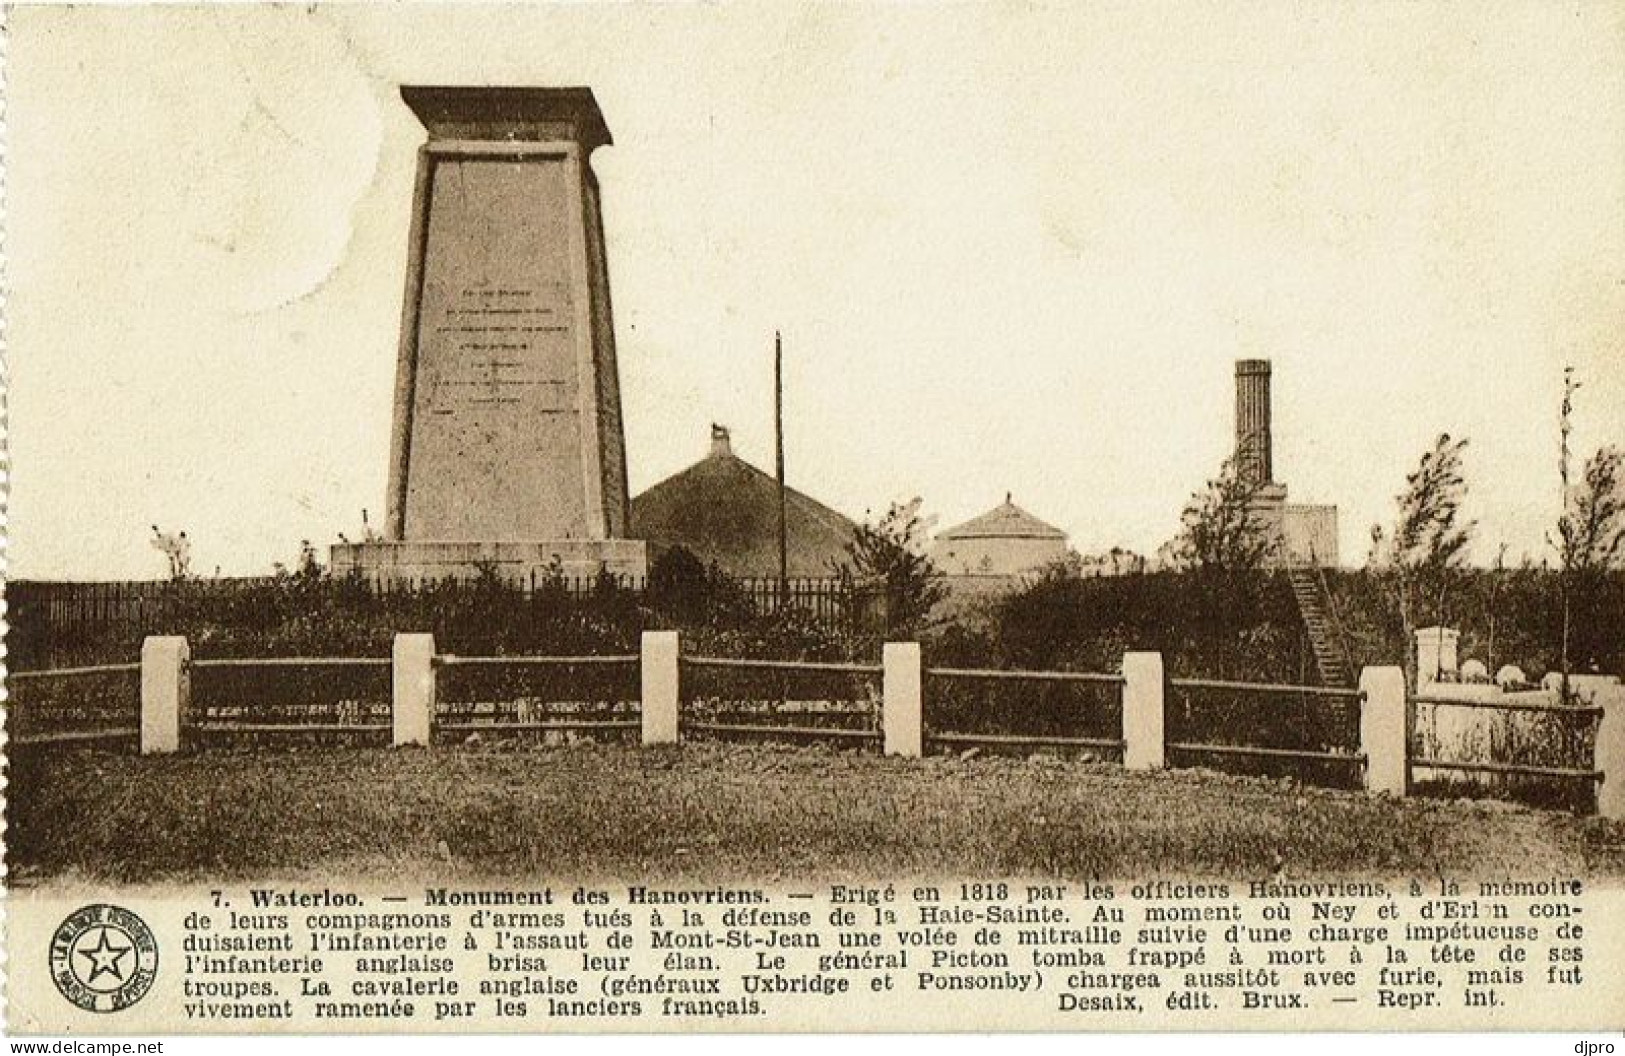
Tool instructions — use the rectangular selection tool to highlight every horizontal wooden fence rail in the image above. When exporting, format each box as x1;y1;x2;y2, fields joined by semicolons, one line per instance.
199;721;392;734
929;732;1124;750
926;666;1124;685
435;654;640;667
1169;677;1361;699
683;657;884;676
9;662;143;682
190;657;392;669
683;723;881;742
15;728;141;747
436;718;642;734
1163;743;1366;764
1411;694;1605;717
1408;759;1604;782
13;632;1623;821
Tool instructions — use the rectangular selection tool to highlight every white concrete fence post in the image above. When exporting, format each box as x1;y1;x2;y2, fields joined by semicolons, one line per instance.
1359;666;1409;797
1595;685;1625;821
1122;651;1165;770
392;633;436;747
883;642;923;758
641;631;680;746
140;635;190;755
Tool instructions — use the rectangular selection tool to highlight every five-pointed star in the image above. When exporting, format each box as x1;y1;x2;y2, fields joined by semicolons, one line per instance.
78;928;131;985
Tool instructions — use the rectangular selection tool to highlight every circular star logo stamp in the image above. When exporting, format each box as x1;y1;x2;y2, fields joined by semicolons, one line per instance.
49;904;159;1013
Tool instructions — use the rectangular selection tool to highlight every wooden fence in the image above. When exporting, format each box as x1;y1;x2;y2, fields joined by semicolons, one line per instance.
11;632;1622;819
1408;692;1607;812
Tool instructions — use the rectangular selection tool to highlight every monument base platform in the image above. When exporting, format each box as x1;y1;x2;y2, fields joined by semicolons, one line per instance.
330;540;648;587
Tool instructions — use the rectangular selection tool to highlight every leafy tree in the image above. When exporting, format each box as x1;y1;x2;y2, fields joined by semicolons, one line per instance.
1568;445;1625;571
647;546;753;626
1378;433;1474;687
1034;549;1086;582
1174;456;1278;573
834;498;948;639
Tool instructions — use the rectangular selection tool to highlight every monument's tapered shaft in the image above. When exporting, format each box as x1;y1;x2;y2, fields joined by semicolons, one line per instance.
338;86;646;584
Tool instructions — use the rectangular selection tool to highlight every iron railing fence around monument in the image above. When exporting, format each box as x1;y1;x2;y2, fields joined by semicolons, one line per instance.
6;575;882;670
679;656;884;744
6;578;279;671
922;666;1126;757
362;574;882;631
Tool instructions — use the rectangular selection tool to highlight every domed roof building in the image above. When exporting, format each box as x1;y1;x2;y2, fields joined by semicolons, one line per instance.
930;495;1070;579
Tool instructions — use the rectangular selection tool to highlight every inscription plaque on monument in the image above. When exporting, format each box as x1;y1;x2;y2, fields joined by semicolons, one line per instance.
332;86;645;582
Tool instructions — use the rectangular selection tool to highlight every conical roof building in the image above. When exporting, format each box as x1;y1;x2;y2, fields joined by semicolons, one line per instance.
630;426;856;577
930;494;1069;578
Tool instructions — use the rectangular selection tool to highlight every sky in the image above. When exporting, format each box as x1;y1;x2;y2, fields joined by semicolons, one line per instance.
5;2;1623;581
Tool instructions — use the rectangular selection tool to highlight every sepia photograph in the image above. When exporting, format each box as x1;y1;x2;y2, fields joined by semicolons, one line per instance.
2;0;1622;1040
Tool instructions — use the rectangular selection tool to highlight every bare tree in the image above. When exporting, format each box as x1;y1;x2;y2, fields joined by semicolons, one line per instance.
1551;367;1581;700
1384;433;1475;688
150;525;193;581
1486;541;1508;674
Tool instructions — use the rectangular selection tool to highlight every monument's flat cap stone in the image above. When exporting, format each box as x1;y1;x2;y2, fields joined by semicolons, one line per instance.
400;86;612;150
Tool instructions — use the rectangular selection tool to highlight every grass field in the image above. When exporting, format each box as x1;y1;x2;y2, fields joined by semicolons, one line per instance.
8;741;1624;885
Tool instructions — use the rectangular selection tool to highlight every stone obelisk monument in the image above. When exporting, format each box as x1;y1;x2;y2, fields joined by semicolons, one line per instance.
332;86;646;583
